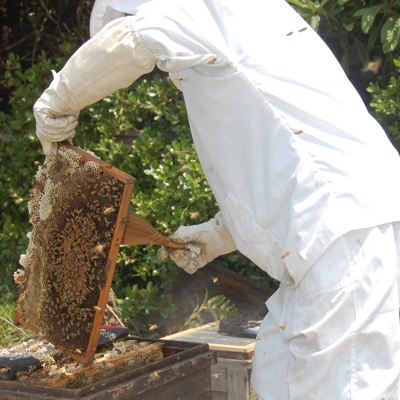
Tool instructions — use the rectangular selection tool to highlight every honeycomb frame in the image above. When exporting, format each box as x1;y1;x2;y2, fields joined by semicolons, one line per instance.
15;142;135;364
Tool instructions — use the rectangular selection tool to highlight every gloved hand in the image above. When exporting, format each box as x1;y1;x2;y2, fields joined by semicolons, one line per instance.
33;71;79;159
158;212;236;274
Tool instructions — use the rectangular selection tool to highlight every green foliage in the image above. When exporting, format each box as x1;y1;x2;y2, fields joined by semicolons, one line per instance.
0;289;30;347
354;2;400;54
287;0;400;71
0;52;64;288
180;290;239;332
287;0;362;35
368;57;400;148
116;281;177;336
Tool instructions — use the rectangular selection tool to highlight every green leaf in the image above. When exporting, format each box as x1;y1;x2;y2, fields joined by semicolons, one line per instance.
343;21;354;32
381;16;400;53
286;0;308;8
310;15;321;30
353;9;366;17
354;5;381;34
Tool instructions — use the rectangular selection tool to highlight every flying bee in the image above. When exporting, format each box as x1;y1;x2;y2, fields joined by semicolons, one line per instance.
361;56;383;76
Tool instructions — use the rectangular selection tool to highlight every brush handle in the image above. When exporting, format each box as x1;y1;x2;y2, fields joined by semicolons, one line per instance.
121;212;187;249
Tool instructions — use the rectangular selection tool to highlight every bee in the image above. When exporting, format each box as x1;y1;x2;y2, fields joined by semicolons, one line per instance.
361;56;383;76
103;206;116;215
92;244;106;254
148;324;158;332
281;251;290;259
190;211;200;219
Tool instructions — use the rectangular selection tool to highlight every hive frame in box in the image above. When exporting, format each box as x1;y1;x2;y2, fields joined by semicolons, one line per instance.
15;142;135;365
0;340;216;399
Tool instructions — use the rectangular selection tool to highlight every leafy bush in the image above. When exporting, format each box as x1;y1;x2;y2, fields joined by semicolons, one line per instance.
353;2;400;54
180;291;239;332
0;52;58;292
368;57;400;149
287;0;400;61
0;289;30;347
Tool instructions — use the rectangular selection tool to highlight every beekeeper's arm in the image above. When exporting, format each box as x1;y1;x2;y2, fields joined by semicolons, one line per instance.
34;17;156;158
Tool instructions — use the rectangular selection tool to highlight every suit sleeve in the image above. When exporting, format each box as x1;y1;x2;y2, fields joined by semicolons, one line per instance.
49;17;157;113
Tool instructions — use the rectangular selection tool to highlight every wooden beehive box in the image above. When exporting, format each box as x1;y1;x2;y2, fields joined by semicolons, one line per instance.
163;322;258;400
0;339;216;400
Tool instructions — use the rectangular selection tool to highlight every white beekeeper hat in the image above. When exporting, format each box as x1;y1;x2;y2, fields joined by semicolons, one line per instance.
89;0;152;37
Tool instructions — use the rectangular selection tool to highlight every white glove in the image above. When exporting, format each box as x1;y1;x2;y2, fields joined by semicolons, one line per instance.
33;71;79;159
158;212;236;274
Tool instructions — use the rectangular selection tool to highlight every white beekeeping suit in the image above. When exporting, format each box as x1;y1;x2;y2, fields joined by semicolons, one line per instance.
34;0;400;398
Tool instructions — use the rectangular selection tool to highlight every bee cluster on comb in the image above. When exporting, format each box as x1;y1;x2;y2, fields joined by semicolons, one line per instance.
14;143;135;363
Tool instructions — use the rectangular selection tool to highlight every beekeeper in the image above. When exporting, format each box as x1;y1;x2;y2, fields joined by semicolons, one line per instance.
34;0;400;398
